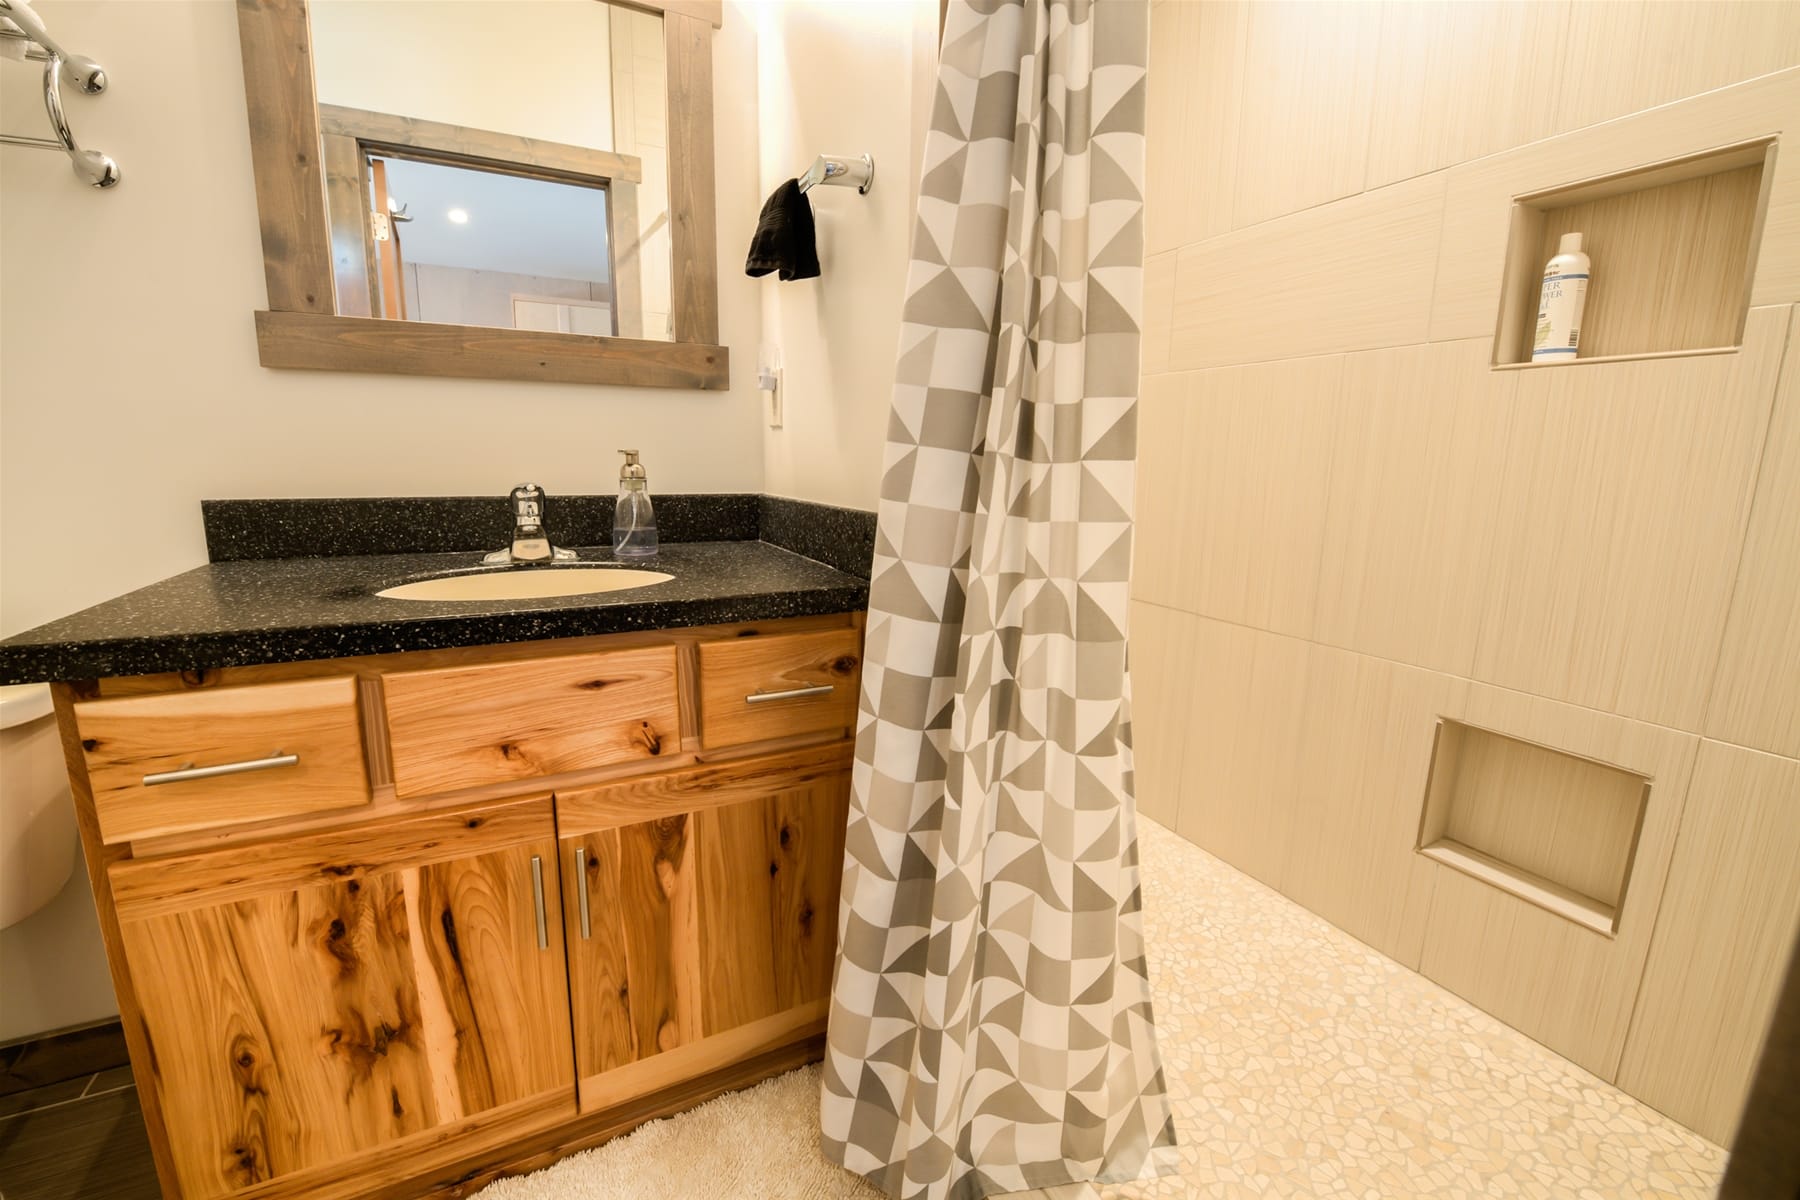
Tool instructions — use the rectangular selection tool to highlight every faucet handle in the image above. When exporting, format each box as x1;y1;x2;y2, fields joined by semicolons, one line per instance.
509;483;546;531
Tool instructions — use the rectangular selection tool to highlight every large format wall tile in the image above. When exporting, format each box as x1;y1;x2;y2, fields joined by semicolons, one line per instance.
1172;356;1342;639
1417;683;1699;1083
1556;2;1800;135
1130;371;1189;609
1315;339;1515;678
1171;173;1444;371
1617;740;1800;1145
1472;307;1787;730
1141;250;1175;378
1432;68;1800;343
1230;1;1381;230
1707;306;1800;759
1144;0;1245;256
1128;599;1198;831
1172;618;1311;894
1283;645;1466;970
1364;0;1568;191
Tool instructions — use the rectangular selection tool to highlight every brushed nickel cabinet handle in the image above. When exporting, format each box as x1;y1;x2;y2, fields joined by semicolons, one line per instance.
745;684;835;705
574;847;591;939
143;752;299;787
530;855;548;949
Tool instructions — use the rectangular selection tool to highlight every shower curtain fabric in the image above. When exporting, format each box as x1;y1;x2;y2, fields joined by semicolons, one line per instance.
820;2;1176;1197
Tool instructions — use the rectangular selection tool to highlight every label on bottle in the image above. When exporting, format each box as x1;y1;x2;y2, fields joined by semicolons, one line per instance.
1532;272;1588;360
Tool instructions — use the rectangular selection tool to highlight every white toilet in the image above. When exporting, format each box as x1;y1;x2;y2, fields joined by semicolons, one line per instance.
0;683;78;930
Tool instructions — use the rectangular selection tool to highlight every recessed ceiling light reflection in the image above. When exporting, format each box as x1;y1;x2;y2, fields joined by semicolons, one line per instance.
447;208;470;225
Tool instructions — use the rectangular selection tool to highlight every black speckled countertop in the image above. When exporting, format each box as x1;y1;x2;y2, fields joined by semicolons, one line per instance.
0;488;879;686
0;541;867;684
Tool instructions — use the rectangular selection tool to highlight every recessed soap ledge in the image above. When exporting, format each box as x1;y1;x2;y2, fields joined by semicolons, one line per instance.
1416;719;1652;937
1491;137;1776;368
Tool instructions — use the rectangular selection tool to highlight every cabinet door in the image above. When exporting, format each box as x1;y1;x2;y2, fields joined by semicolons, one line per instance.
557;744;851;1112
108;796;575;1200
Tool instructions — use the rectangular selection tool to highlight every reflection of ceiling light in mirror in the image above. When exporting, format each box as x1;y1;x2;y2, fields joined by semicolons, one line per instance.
447;208;470;225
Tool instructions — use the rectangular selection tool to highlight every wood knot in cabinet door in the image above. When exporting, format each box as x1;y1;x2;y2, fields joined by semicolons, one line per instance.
635;721;663;756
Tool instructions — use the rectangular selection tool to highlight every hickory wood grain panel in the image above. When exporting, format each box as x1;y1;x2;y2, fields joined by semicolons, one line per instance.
561;765;849;1112
1707;305;1800;759
1617;741;1800;1144
382;646;679;798
109;794;552;922
115;795;573;1200
697;628;861;750
74;675;370;845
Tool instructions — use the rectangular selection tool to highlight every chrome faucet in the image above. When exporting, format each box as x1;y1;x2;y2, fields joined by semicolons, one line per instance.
484;483;577;565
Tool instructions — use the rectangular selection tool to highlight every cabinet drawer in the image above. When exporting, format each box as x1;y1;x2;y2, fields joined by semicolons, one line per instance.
383;645;680;798
697;628;861;750
74;676;371;845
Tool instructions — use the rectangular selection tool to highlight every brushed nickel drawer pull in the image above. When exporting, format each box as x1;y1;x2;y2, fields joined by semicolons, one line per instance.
574;847;591;939
531;855;548;949
143;752;299;787
745;684;835;705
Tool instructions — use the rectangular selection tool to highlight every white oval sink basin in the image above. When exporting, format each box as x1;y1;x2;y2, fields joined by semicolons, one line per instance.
377;567;672;602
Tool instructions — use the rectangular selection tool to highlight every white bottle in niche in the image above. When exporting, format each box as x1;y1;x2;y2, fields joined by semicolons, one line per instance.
1531;232;1590;362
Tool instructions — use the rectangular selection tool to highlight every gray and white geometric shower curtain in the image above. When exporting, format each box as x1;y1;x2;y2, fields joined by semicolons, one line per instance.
819;2;1177;1197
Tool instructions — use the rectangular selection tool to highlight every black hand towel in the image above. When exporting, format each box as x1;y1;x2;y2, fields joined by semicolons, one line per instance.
745;179;820;281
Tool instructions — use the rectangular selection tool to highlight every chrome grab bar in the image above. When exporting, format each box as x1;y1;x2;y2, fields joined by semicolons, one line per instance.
143;752;298;787
745;684;835;705
530;856;548;949
574;847;591;939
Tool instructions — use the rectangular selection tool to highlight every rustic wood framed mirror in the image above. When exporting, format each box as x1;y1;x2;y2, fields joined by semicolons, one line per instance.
235;0;727;389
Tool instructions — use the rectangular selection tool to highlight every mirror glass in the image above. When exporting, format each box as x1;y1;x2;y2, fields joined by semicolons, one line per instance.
308;0;674;340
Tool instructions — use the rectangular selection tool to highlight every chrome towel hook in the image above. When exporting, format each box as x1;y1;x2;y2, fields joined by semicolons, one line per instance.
0;0;120;188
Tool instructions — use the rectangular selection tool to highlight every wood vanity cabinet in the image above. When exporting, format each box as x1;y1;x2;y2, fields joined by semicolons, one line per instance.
51;613;862;1200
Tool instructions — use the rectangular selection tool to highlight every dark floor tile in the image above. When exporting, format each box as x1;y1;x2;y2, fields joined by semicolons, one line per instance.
0;1085;158;1200
0;1022;129;1097
0;1076;90;1121
84;1067;135;1096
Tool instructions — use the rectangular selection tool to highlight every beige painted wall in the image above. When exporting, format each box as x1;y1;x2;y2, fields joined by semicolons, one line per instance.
754;0;937;511
309;0;616;151
1136;0;1800;1146
0;0;770;1042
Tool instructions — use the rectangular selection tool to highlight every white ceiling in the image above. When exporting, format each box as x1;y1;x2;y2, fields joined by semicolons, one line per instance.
380;157;612;283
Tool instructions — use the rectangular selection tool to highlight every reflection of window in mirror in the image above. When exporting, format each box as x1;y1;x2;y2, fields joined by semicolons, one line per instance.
307;0;672;341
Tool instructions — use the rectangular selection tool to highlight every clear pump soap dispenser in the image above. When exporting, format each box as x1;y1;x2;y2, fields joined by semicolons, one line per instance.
612;449;658;557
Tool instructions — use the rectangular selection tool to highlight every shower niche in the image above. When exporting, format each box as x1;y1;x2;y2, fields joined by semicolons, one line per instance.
1415;720;1652;936
1490;136;1776;367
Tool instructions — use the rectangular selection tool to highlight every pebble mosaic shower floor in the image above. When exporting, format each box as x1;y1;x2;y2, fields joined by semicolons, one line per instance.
1099;816;1727;1199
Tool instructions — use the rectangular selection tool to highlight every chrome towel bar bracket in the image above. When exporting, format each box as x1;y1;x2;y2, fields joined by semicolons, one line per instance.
799;153;873;195
0;0;120;188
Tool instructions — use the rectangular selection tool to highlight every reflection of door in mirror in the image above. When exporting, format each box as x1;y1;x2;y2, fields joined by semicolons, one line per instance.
307;0;671;341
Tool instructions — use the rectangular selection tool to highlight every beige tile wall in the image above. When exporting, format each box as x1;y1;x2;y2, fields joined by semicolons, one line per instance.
1137;1;1800;1146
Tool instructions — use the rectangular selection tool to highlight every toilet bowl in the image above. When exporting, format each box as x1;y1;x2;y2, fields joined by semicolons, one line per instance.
0;684;78;930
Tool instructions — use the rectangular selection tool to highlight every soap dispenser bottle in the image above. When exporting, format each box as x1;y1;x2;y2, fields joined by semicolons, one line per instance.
612;449;658;557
